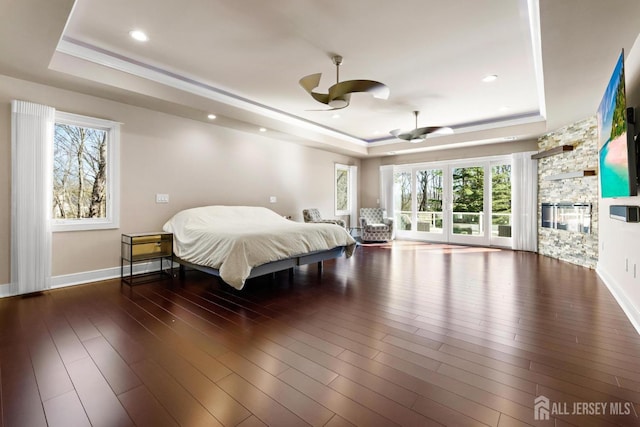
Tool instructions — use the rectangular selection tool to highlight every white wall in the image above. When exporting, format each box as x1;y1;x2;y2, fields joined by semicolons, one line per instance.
597;34;640;333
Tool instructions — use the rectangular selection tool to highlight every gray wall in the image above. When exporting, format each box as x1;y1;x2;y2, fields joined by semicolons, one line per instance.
0;74;358;284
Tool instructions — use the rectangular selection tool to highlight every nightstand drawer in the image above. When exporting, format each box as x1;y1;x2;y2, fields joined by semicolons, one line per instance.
122;233;173;261
131;241;170;258
121;232;173;285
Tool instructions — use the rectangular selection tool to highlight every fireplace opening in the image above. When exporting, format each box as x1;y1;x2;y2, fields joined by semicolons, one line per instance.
541;203;591;233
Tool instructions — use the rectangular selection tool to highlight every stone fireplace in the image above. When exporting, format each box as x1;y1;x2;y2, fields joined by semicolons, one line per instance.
537;117;599;268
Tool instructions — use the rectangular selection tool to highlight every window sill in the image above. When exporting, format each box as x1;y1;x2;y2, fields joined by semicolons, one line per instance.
52;220;119;232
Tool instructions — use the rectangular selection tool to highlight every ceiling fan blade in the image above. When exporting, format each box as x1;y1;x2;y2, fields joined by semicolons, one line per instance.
328;80;390;103
431;126;454;135
300;56;389;109
406;130;426;142
399;132;423;141
299;73;322;93
392;129;447;142
299;73;331;105
414;126;454;136
389;128;421;141
304;102;351;111
390;110;454;142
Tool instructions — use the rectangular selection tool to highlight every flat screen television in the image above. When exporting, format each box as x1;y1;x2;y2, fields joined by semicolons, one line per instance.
597;50;638;198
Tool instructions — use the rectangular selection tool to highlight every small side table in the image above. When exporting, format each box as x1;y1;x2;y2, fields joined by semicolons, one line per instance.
121;232;173;286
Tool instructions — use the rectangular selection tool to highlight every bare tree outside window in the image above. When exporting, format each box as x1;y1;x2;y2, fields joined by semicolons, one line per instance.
336;169;348;210
394;171;412;212
51;112;120;232
335;164;350;215
416;169;443;213
53;123;107;219
393;171;412;229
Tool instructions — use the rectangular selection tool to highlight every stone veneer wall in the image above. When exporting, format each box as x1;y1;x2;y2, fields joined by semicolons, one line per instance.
537;116;599;268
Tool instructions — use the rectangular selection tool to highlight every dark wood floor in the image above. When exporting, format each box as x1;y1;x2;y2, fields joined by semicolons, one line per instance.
2;241;640;427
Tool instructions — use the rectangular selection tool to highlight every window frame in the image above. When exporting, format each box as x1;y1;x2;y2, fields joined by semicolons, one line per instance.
335;163;350;216
51;112;120;232
391;155;512;246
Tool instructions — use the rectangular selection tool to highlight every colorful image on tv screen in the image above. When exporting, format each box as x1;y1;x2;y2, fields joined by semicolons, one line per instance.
597;51;630;198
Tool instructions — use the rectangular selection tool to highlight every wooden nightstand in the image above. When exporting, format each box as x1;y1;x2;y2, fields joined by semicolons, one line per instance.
121;232;173;285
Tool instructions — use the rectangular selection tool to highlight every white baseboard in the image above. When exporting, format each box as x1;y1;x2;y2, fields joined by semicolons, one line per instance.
0;283;12;298
51;259;176;289
596;264;640;336
0;260;176;298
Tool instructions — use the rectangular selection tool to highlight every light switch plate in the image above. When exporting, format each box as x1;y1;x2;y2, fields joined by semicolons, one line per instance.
156;193;169;203
269;196;277;203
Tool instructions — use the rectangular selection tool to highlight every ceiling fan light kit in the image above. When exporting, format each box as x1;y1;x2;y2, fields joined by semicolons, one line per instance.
327;94;349;109
299;55;389;110
390;111;453;143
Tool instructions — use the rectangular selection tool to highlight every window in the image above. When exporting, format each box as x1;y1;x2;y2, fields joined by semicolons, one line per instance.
393;170;412;230
491;163;512;238
389;155;512;246
52;112;120;231
452;166;485;236
416;168;443;233
335;163;350;216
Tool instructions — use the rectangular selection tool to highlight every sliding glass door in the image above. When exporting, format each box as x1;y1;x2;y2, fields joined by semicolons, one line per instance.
490;163;512;246
450;165;486;244
416;169;444;236
394;168;447;241
393;171;412;232
393;157;512;247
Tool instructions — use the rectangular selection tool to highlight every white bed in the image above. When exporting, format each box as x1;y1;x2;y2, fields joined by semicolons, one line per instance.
163;205;356;289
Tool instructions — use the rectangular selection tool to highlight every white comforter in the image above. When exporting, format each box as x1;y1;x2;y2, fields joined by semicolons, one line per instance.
163;206;356;289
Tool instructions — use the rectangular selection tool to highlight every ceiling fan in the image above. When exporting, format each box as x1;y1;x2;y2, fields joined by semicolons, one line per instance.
390;110;453;142
299;55;390;110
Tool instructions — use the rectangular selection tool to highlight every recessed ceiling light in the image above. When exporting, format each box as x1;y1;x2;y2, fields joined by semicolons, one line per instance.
332;113;341;119
207;114;216;120
259;127;267;132
129;30;149;42
482;74;498;83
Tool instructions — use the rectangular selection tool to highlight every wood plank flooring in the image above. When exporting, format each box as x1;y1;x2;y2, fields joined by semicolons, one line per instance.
1;241;640;426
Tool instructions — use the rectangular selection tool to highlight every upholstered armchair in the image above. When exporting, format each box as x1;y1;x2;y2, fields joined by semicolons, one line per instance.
302;208;346;228
359;208;394;242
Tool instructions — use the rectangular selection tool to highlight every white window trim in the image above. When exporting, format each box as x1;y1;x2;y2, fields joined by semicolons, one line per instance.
335;163;350;216
52;112;121;232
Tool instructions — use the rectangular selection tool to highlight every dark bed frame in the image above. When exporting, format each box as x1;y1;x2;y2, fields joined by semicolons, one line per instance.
173;246;347;285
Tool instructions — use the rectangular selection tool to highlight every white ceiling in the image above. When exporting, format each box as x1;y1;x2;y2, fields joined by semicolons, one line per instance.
2;0;640;157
